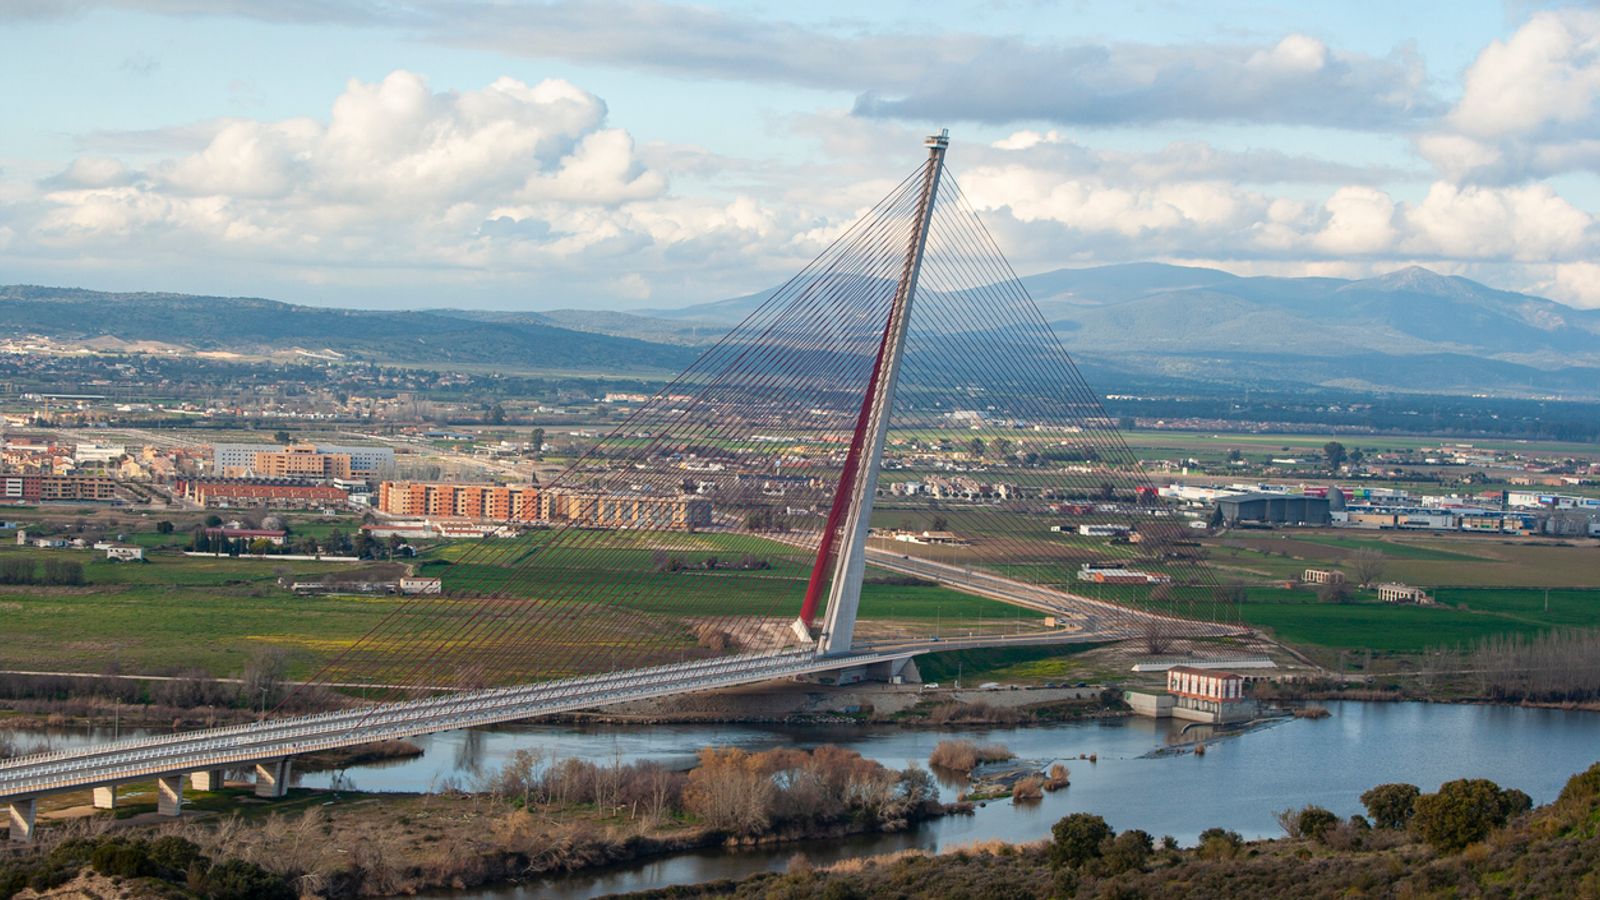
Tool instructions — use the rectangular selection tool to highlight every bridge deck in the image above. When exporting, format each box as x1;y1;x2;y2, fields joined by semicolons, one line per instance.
0;648;916;802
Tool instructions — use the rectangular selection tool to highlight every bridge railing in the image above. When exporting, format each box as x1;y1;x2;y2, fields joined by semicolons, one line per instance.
0;648;842;796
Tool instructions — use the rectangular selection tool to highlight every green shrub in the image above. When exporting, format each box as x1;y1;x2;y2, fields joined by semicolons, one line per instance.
203;858;295;900
1412;778;1522;852
1296;806;1339;841
1050;813;1113;870
1360;783;1420;829
1558;762;1600;808
1196;827;1243;860
1100;829;1152;875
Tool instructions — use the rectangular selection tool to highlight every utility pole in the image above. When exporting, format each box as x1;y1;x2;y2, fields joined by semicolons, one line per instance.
811;129;949;656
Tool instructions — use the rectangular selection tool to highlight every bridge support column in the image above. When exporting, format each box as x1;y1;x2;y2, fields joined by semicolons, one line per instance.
157;775;184;816
815;131;948;657
7;799;35;843
191;770;226;792
92;786;117;810
254;759;291;798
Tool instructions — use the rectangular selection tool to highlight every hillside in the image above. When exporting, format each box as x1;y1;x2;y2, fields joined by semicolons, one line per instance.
0;286;699;374
7;264;1599;396
644;264;1600;396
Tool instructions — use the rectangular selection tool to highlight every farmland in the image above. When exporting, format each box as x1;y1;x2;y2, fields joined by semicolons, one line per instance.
0;533;1017;680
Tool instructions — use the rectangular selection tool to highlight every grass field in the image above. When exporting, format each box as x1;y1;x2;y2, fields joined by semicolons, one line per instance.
0;513;1593;681
0;531;1020;679
1231;584;1599;652
1213;531;1600;588
914;644;1104;683
1286;534;1485;561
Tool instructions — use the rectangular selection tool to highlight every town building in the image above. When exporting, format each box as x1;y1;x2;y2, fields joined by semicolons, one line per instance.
0;474;117;503
103;545;144;562
891;530;970;545
399;576;443;595
1378;583;1433;604
213;443;394;480
1076;523;1131;537
376;481;712;531
1125;666;1257;724
72;442;126;466
204;528;288;546
177;479;348;509
1165;666;1251;721
247;444;353;480
1077;564;1171;585
378;482;540;521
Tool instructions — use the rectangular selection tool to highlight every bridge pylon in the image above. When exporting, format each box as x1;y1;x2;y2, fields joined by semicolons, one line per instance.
793;129;949;656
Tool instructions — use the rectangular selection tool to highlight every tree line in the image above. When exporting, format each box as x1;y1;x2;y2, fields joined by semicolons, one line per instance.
0;557;84;586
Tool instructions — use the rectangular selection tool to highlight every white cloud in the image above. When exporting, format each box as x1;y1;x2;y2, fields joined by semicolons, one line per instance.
1452;9;1600;139
1543;261;1600;309
1315;187;1397;255
1402;182;1594;261
1422;8;1600;182
16;71;711;301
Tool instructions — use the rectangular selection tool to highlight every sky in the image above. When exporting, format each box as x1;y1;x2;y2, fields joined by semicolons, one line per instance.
2;0;1599;311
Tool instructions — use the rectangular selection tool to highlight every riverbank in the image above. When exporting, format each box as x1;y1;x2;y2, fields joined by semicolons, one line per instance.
1;743;955;898
609;758;1600;900
6;701;1600;898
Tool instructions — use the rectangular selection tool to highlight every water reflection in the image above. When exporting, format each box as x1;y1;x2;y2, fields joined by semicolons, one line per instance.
10;703;1599;900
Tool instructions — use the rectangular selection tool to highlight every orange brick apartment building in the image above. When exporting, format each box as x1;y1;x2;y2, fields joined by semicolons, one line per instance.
377;481;712;530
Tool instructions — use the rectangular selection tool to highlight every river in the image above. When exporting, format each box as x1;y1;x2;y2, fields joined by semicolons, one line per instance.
10;702;1598;898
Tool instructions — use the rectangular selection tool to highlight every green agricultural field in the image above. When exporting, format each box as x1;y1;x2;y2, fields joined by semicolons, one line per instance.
1287;534;1485;561
914;644;1103;683
1431;587;1600;630
1240;599;1542;652
1233;583;1600;652
0;584;414;677
0;528;1019;680
1213;532;1600;588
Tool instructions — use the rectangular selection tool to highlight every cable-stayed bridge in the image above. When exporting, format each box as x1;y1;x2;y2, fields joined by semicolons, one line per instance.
2;132;1243;841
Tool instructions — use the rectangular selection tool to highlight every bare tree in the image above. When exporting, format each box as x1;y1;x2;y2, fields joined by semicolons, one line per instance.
1348;547;1387;588
1138;616;1173;655
239;648;289;713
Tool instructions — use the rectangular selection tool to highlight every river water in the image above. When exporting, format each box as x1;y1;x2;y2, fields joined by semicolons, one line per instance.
11;702;1599;898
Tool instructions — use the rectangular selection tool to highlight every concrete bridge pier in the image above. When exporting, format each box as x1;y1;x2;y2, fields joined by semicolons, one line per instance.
156;775;184;816
7;799;35;843
190;770;226;792
92;786;117;810
254;759;291;798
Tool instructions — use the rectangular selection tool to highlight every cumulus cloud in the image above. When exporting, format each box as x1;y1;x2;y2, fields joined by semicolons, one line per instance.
39;156;138;189
947;144;1596;276
1452;8;1600;140
7;69;907;307
1543;261;1600;309
1315;187;1397;255
15;70;732;302
1420;8;1600;182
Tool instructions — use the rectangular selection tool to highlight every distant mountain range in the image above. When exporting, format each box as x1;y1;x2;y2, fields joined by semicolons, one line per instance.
3;263;1598;396
642;263;1600;397
0;285;699;374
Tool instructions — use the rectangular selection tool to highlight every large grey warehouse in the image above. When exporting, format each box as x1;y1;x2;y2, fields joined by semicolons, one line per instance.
1216;493;1331;525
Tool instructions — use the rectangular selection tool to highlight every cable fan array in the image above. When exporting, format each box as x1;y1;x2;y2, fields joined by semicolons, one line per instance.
288;156;1239;707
